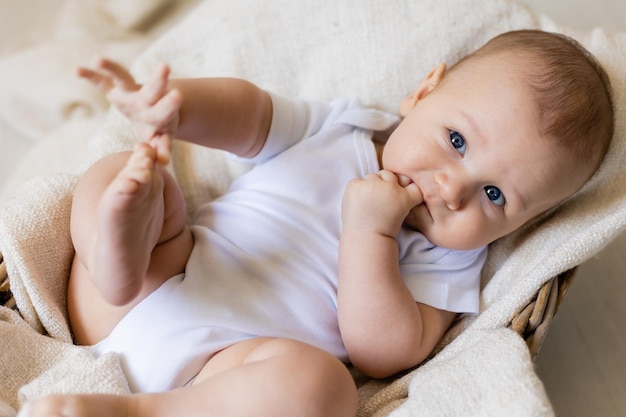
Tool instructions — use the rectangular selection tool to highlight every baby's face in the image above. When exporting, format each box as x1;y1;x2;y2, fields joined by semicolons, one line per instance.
382;54;587;250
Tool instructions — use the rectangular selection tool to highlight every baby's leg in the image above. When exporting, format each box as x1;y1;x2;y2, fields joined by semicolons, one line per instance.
19;338;358;417
68;144;193;344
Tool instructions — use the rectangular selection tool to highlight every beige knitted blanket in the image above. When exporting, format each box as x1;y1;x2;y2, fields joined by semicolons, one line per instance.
1;1;625;416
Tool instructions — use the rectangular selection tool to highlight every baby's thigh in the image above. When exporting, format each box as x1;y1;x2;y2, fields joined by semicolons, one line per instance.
67;257;141;344
194;337;358;417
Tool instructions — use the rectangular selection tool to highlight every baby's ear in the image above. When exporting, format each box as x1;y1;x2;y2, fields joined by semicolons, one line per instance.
400;63;446;116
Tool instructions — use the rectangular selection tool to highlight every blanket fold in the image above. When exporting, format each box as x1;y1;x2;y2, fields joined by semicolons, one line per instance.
0;174;77;340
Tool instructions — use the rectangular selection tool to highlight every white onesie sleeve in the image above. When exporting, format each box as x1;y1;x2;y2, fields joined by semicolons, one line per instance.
398;229;487;314
245;92;332;164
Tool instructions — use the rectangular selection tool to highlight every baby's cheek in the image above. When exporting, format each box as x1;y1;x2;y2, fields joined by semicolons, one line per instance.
441;217;493;250
404;210;482;250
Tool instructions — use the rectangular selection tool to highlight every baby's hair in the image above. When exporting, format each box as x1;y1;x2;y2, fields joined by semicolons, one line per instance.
453;30;614;175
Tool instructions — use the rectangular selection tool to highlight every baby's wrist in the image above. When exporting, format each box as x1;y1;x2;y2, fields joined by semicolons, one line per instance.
341;223;399;240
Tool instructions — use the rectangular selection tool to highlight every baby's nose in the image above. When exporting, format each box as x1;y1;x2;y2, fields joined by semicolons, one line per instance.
433;171;465;210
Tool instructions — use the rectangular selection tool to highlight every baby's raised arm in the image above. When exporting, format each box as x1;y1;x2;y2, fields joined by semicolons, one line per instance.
338;170;456;378
77;58;272;164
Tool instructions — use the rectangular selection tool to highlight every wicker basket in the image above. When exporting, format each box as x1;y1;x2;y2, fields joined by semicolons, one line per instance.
0;252;15;310
511;268;575;359
0;250;574;359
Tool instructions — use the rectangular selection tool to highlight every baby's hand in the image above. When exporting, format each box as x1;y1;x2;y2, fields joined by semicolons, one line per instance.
76;58;182;165
341;169;423;237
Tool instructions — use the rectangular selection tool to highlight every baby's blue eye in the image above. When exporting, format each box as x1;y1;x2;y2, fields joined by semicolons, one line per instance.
484;186;505;206
449;130;466;155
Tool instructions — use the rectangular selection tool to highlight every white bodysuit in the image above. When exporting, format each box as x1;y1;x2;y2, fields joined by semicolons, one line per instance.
92;93;487;393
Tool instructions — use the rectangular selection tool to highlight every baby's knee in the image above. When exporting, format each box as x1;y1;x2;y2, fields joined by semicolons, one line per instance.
307;353;358;417
273;341;358;417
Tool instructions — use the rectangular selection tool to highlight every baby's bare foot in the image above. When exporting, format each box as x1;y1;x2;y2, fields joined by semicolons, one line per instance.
93;143;166;305
19;395;129;417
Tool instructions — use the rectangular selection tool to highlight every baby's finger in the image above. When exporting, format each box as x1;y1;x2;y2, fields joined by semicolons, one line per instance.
139;63;171;106
397;174;413;187
96;58;140;91
150;133;173;166
140;89;182;128
377;169;400;183
75;66;114;93
404;182;423;205
135;123;158;144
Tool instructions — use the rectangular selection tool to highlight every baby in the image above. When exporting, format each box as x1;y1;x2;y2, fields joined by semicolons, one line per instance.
20;30;613;417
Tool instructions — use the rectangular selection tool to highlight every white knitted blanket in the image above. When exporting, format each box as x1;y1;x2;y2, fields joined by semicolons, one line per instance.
0;1;625;416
